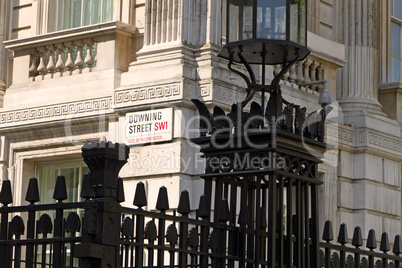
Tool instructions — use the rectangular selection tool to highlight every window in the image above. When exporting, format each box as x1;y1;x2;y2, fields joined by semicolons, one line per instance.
63;0;113;29
37;161;89;204
44;0;114;32
391;0;402;81
35;160;87;267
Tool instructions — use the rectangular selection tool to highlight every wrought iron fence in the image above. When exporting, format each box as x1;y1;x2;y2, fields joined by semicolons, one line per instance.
0;177;85;268
1;142;402;268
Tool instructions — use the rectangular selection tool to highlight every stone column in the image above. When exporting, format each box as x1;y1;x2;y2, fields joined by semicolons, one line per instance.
338;0;382;113
0;0;7;106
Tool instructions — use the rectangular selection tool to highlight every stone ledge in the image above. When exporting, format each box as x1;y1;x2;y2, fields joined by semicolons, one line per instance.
4;21;137;51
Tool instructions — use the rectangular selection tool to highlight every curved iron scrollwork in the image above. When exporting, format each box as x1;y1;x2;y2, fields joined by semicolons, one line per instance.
200;46;330;142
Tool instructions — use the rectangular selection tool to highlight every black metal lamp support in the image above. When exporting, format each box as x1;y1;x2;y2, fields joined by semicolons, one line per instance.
227;47;300;113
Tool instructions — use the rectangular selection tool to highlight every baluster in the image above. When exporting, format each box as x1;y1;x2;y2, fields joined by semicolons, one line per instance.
289;64;297;83
84;39;95;70
302;60;311;91
317;63;324;91
74;41;84;73
46;45;56;78
296;60;304;84
309;61;318;93
274;64;281;77
282;69;289;82
55;44;66;77
29;51;39;80
65;42;75;75
37;47;48;79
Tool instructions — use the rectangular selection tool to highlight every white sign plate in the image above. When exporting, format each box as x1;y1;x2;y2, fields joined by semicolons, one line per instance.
125;108;173;145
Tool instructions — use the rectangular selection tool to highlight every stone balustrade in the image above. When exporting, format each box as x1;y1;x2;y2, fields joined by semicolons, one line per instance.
29;40;97;80
274;58;325;95
4;21;137;85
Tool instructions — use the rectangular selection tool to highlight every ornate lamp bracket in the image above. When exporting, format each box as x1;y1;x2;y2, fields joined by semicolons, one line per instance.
227;48;300;110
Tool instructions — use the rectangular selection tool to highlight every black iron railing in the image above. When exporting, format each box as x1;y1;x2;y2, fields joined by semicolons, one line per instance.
1;142;402;268
0;177;84;268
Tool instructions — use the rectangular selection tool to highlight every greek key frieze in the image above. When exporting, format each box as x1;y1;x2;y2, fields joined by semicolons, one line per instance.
368;132;402;152
114;83;181;105
0;98;112;126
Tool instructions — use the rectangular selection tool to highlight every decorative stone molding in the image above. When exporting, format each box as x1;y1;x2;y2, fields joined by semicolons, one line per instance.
114;83;181;106
326;124;354;144
0;97;112;127
367;132;402;153
354;129;402;156
200;85;210;97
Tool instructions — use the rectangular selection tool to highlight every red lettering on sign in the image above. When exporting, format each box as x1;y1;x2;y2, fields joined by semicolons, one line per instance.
155;121;168;131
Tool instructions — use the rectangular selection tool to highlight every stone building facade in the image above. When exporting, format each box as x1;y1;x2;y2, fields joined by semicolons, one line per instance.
0;0;401;242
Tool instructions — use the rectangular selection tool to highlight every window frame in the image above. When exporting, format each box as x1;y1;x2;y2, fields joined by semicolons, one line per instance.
390;0;402;82
391;17;402;82
35;159;89;204
41;0;114;33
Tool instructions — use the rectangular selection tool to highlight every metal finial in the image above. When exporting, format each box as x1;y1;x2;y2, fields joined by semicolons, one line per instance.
155;186;169;211
0;179;13;206
25;177;40;204
177;190;190;215
133;181;147;208
53;175;67;202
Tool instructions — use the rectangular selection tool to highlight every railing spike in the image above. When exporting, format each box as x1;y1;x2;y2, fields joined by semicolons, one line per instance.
80;173;94;200
25;177;40;204
380;232;390;253
197;195;210;219
366;229;377;250
393;234;402;255
322;220;333;242
116;177;125;203
177;190;190;215
133;181;147;208
155;186;169;211
0;179;13;206
337;223;348;245
352;226;363;248
217;198;230;222
53;175;67;202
